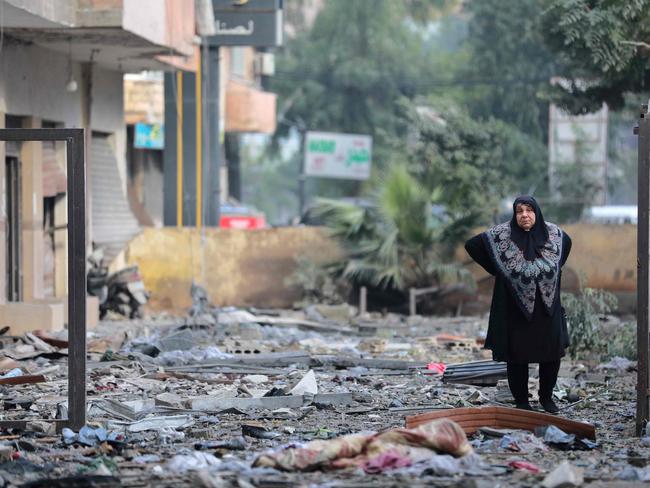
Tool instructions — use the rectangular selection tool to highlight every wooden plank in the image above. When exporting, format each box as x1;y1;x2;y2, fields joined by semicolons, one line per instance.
188;392;353;411
313;355;423;370
0;374;46;385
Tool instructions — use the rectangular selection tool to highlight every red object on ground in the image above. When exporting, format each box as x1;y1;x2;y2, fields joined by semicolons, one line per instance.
508;460;541;473
426;362;446;374
219;215;266;229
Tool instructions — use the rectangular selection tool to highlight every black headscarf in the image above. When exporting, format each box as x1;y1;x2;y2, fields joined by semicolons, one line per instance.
509;195;549;261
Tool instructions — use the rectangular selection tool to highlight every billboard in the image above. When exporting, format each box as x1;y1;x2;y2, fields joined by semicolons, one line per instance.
304;131;372;180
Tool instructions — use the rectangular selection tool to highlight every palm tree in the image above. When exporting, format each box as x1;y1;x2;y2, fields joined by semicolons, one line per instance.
312;165;476;294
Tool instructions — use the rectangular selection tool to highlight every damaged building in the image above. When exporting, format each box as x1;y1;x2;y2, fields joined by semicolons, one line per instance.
0;0;197;333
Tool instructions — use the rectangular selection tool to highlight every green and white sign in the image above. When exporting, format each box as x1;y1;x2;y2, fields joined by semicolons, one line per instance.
304;131;372;180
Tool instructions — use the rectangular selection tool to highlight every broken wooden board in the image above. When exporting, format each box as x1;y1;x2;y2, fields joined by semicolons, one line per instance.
166;351;311;371
0;374;46;386
312;355;424;370
405;406;596;440
187;392;354;411
252;316;355;335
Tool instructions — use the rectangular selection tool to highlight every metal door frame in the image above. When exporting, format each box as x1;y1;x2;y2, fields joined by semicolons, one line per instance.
0;128;86;431
5;156;21;302
636;105;650;436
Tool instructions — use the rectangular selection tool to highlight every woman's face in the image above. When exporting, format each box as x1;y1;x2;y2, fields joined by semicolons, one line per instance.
515;203;536;231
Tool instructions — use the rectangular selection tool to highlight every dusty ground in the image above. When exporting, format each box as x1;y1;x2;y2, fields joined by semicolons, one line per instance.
0;306;646;487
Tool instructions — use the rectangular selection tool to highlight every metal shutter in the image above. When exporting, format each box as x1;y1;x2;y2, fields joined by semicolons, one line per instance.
91;135;141;264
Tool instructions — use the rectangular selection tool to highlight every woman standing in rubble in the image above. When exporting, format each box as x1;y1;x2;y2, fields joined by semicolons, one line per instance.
464;196;572;414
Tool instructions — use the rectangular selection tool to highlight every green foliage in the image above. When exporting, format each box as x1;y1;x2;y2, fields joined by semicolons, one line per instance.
272;0;447;167
562;288;618;360
541;0;650;113
403;0;459;24
462;0;557;140
312;165;475;292
401;100;548;215
607;93;645;204
605;321;637;360
285;255;347;305
542;126;605;223
241;139;299;225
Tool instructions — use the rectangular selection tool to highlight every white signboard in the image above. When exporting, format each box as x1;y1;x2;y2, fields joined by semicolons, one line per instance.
304;131;372;180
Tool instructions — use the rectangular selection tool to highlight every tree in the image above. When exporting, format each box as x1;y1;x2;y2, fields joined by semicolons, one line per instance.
271;0;437;167
312;99;545;294
312;165;472;292
399;99;548;219
461;0;557;140
541;0;650;113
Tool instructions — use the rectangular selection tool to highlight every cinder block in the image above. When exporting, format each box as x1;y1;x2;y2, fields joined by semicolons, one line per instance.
0;302;65;335
38;296;99;330
85;296;99;329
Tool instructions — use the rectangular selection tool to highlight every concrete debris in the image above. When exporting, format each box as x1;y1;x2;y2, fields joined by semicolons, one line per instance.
542;460;584;488
107;414;195;432
288;369;318;395
597;356;636;372
241;374;269;385
0;307;639;486
166;451;221;473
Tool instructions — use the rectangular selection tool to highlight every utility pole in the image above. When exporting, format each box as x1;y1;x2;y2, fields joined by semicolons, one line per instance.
206;45;221;226
298;126;306;218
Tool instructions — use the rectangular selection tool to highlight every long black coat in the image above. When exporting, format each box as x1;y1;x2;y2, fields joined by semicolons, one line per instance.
465;231;572;364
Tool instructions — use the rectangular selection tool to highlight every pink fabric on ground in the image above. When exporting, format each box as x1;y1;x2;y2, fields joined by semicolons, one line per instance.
253;418;472;473
426;362;446;374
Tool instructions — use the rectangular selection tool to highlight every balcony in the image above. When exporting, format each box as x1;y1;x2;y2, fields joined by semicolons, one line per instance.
225;80;277;134
0;0;197;72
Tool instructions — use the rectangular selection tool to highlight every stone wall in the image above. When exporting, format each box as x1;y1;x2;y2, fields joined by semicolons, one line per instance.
125;227;343;313
127;224;638;314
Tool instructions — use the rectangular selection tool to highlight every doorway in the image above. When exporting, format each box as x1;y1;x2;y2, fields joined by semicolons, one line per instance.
5;156;21;301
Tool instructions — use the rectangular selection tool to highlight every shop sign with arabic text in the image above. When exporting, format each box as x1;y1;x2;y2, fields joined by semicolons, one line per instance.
210;0;283;47
304;131;372;180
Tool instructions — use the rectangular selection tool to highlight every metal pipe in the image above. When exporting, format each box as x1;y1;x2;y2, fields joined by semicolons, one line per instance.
637;104;650;436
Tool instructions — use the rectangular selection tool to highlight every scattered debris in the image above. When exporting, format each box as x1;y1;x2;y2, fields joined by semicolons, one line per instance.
442;360;507;386
0;306;638;486
542;460;584;488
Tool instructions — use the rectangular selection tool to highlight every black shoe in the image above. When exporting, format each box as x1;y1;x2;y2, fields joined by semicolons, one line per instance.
515;402;534;411
540;398;559;414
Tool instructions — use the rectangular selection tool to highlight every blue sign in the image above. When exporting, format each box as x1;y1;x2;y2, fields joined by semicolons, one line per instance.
134;123;164;150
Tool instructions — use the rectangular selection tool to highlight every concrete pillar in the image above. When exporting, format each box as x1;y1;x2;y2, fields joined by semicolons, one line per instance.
20;117;44;301
0;111;5;304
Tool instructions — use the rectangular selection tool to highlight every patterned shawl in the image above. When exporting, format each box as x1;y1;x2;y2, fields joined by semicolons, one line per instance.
482;222;563;320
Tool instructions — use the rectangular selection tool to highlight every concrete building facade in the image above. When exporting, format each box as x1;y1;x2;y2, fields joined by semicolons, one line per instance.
0;0;198;332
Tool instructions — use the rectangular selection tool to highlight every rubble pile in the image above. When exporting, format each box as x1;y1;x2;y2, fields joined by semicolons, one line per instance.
0;305;644;487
